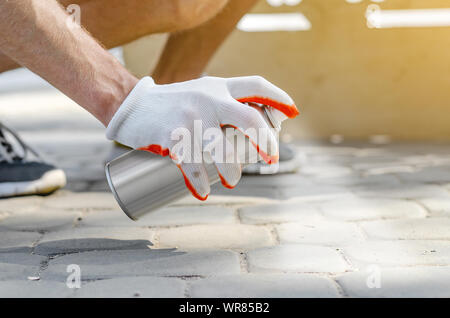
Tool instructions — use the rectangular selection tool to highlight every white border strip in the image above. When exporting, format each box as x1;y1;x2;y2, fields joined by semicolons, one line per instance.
237;13;311;32
366;5;450;28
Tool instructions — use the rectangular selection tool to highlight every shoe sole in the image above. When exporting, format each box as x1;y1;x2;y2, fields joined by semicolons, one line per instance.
0;169;66;198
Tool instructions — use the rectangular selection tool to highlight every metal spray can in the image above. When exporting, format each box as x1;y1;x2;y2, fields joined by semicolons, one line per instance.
105;105;279;220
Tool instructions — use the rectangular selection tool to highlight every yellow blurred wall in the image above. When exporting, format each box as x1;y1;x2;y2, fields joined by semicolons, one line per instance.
123;0;450;141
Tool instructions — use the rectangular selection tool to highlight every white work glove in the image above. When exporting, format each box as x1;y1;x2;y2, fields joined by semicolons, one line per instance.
106;76;298;200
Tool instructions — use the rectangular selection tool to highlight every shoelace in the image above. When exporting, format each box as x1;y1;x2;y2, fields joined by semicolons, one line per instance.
0;122;41;164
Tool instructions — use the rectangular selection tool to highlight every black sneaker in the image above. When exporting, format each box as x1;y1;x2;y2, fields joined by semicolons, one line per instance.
0;122;66;198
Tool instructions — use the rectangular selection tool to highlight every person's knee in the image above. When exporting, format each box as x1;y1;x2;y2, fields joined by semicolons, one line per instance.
172;0;229;30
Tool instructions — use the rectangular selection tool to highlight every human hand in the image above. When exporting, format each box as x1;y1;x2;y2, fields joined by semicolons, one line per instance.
106;76;298;200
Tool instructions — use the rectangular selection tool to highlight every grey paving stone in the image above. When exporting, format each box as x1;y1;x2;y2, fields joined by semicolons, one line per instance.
399;154;440;166
0;280;74;298
57;156;104;169
1;125;449;298
353;147;394;157
0;252;46;266
238;174;316;188
279;184;351;200
0;209;80;232
42;191;120;211
19;131;108;156
300;145;359;156
34;227;154;256
304;153;354;165
364;165;416;176
337;267;450;297
0;231;41;250
0;263;41;280
0;253;46;280
0;88;102;131
42;249;240;281
247;245;350;273
342;241;450;268
299;164;354;178
276;222;365;246
86;180;109;192
213;183;283;200
360;217;450;240
75;277;186;298
396;166;450;184
157;224;274;250
0;196;43;213
284;192;357;204
351;160;414;175
171;195;276;207
427;156;450;167
64;181;91;192
353;184;450;199
189;274;340;298
418;197;450;216
64;167;106;183
318;197;426;221
141;206;235;227
239;201;323;225
0;212;8;221
80;206;235;228
0;246;32;254
313;175;401;187
383;143;450;156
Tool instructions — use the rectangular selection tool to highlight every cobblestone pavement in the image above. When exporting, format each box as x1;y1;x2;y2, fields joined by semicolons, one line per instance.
1;81;450;297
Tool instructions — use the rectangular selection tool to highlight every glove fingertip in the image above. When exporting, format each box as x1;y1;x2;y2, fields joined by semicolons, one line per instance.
218;173;237;189
237;97;299;119
176;165;210;201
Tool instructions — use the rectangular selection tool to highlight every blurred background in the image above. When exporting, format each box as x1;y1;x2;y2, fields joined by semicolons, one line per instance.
124;0;450;142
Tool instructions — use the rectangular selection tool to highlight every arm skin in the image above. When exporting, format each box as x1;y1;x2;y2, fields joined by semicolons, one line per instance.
0;0;138;126
152;0;259;84
0;0;257;123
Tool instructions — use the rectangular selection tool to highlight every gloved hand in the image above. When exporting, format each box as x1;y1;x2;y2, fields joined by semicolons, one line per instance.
106;76;298;200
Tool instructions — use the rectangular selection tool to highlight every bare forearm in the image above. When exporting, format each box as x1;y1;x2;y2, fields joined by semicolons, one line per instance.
153;0;258;84
0;0;137;126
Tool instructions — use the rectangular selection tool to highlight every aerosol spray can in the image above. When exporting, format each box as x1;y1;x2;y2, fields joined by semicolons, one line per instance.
105;104;279;221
